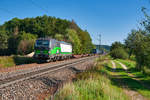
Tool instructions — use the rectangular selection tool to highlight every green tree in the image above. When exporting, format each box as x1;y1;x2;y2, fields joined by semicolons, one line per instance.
66;29;82;54
77;30;94;54
141;7;150;32
125;29;146;58
134;34;150;72
125;29;150;72
54;34;64;41
0;29;8;49
110;47;128;59
110;41;124;51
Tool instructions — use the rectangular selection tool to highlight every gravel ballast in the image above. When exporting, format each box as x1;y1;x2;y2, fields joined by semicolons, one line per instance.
0;58;96;100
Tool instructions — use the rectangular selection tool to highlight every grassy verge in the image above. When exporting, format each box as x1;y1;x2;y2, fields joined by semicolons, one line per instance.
0;56;16;68
53;58;129;100
0;56;36;68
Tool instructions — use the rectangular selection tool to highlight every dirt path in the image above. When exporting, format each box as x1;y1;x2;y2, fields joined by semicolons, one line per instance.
111;60;116;69
117;61;128;70
124;89;148;100
115;61;148;100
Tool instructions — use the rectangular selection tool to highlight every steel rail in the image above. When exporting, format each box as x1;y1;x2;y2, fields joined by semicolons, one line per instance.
0;56;97;88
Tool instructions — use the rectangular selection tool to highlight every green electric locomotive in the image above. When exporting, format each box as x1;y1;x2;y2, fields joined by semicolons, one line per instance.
34;38;72;62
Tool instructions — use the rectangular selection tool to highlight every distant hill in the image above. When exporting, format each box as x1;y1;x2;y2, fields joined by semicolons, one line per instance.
95;45;110;51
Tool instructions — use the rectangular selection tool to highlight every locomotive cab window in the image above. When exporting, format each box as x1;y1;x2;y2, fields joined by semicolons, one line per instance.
35;40;50;47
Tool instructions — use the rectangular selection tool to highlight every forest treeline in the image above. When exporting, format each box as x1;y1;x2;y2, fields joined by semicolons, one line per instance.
0;15;94;55
110;8;150;73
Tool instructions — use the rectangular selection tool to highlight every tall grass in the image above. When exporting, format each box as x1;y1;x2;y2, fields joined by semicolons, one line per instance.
0;56;36;68
54;61;129;100
0;56;15;68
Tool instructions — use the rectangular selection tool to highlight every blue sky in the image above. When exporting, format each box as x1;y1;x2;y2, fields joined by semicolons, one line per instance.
0;0;149;45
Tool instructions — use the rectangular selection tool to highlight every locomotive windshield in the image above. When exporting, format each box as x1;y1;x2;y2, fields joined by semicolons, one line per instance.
35;40;49;47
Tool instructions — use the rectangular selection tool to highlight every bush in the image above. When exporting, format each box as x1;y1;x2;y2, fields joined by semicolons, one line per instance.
13;55;36;65
17;40;35;55
17;32;37;55
110;48;128;59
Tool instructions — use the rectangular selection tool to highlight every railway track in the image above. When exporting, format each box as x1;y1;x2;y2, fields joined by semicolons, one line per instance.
0;56;98;89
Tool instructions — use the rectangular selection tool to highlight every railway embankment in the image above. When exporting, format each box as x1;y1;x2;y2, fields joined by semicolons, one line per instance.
0;56;96;100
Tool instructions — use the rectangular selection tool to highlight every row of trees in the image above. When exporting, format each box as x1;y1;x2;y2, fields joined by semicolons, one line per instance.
0;15;94;55
110;8;150;73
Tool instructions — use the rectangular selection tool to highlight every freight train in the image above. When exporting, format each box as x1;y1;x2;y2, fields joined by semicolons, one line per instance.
33;38;72;62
